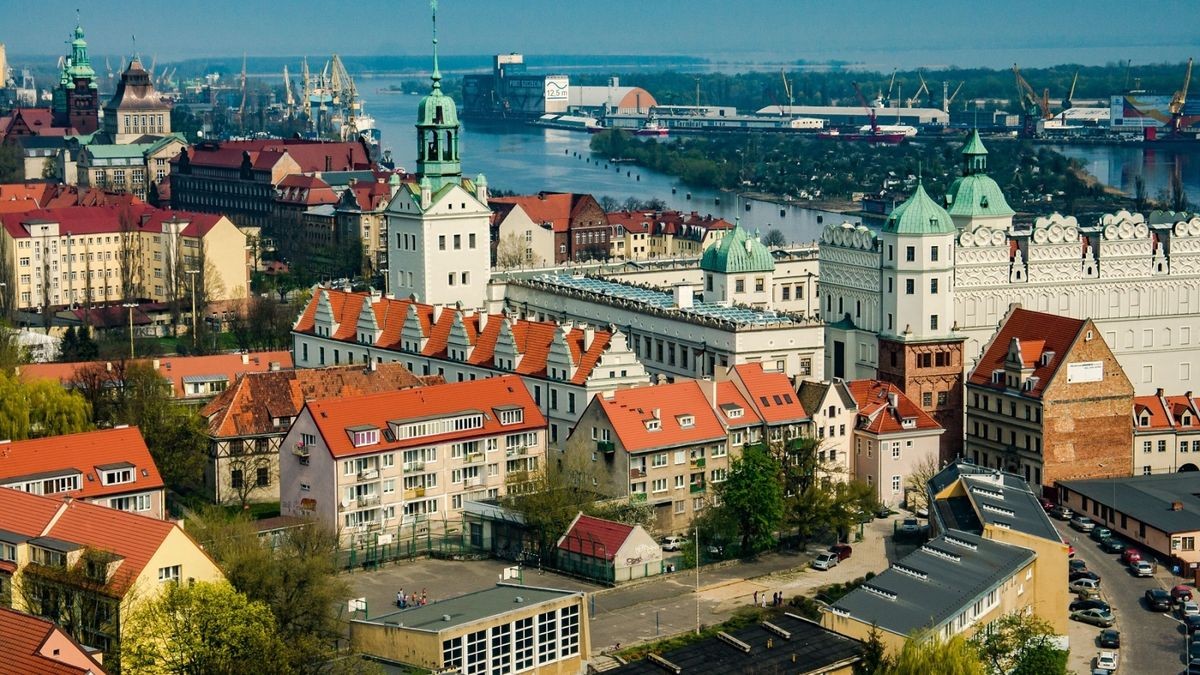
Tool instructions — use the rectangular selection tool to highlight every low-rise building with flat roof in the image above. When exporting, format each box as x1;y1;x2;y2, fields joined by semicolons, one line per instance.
350;583;588;674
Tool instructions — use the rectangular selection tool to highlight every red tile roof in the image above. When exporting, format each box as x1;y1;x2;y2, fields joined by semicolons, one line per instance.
1;108;57;140
173;139;373;175
295;289;619;385
0;488;191;596
967;308;1087;399
19;351;293;398
0;427;163;500
730;363;808;425
0;183;143;214
557;514;634;561
0;204;229;240
0;607;106;675
491;193;578;233
714;381;761;428
846;380;942;435
305;375;545;459
202;363;439;438
276;174;338;206
606;209;733;240
1133;393;1200;432
597;381;726;453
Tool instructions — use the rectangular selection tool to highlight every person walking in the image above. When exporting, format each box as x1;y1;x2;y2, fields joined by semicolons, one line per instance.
753;590;759;605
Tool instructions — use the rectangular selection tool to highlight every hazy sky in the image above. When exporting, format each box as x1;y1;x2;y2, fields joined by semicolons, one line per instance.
6;0;1199;68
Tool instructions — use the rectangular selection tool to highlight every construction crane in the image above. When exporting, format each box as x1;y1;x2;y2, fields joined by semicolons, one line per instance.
1169;57;1194;135
1013;64;1051;137
148;54;156;77
942;81;964;113
907;70;929;107
238;53;247;122
282;64;295;118
301;57;312;120
852;81;880;134
880;69;897;107
1062;70;1079;110
779;68;793;114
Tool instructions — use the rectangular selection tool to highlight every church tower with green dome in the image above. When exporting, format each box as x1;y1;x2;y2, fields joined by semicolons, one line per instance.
699;221;775;307
384;1;492;310
52;19;100;134
943;130;1014;232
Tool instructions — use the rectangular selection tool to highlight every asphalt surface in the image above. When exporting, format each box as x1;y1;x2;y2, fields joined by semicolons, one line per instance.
1058;520;1190;675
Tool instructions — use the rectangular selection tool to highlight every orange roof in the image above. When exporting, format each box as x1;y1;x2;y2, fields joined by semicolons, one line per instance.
730;363;808;425
606;209;733;240
967;308;1087;399
846;380;942;435
0;427;163;500
597;381;726;453
0;183;143;214
20;351;293;398
202;363;438;438
557;514;634;561
0;204;229;240
295;289;616;385
0;607;106;675
0;488;188;596
305;375;545;459
491;193;577;233
1133;393;1200;432
714;381;761;428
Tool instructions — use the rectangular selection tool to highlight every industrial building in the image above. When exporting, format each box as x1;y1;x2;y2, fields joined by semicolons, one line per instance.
757;104;949;127
462;53;570;119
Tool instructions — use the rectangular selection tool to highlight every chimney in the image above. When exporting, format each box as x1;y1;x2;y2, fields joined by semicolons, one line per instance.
1157;388;1165;398
1172;501;1184;511
478;312;489;332
241;353;250;365
269;361;281;371
673;283;694;310
652;408;661;420
602;389;615;399
699;376;717;405
368;359;378;372
887;392;899;410
431;304;444;323
583;324;596;351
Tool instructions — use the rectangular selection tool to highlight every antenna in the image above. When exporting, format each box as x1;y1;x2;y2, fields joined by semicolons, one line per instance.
430;0;441;88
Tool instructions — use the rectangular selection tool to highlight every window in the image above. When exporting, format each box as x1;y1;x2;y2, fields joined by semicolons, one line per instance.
1158;439;1167;452
905;279;914;295
1183;537;1196;551
158;565;181;583
652;478;668;492
892;445;901;459
891;475;901;493
674;475;685;489
930;278;939;294
256;467;269;487
101;468;133;485
905;246;915;262
538;610;557;664
922;392;932;407
735;279;745;293
755;277;764;292
930;315;939;330
930;246;939;262
499;408;524;425
438;235;446;250
1143;441;1152;453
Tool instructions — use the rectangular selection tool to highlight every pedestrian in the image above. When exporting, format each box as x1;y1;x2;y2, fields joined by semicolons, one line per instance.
753;590;759;605
396;591;403;607
399;594;407;609
420;592;428;606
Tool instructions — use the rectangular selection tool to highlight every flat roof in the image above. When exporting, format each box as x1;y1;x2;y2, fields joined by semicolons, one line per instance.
360;584;579;632
932;463;1062;544
830;530;1035;637
523;274;809;328
1058;473;1200;534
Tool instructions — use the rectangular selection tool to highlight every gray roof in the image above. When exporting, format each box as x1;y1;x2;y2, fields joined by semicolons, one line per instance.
359;584;579;633
1059;474;1200;534
830;529;1035;637
930;462;1061;544
797;379;857;418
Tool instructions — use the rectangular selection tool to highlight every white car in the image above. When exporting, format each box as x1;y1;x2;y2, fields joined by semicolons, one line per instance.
812;552;839;570
1181;601;1200;618
661;536;685;552
1096;650;1118;671
1131;560;1154;577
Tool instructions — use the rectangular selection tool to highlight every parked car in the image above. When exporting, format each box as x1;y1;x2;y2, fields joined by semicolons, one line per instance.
1145;588;1172;611
1071;515;1096;532
1182;601;1200;618
1071;607;1115;627
1189;643;1200;663
1188;657;1200;675
1070;598;1111;613
1070;559;1089;574
1121;548;1142;565
812;552;840;571
1052;505;1074;521
1090;527;1112;542
1072;578;1102;597
1175;585;1196;604
1095;650;1118;672
1130;560;1154;577
1098;629;1120;649
830;543;853;561
1100;537;1127;554
1039;497;1055;512
899;518;922;534
1071;570;1101;583
661;536;686;552
1186;614;1200;634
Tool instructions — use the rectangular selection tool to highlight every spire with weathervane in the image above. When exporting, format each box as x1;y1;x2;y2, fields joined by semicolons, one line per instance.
415;0;461;192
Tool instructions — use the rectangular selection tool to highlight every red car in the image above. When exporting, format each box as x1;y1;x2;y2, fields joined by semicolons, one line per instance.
830;543;853;561
1039;498;1055;512
1062;539;1075;558
1122;548;1142;565
1174;585;1195;604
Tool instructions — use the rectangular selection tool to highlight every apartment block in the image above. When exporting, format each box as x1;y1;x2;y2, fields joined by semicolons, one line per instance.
279;376;547;547
846;380;943;509
1131;390;1200;475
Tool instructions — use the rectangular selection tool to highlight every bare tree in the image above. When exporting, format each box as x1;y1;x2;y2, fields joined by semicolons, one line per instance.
495;232;527;270
0;234;15;321
226;444;274;508
904;453;942;515
118;207;145;302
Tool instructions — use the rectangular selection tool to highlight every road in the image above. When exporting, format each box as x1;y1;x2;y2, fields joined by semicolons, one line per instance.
1059;521;1188;675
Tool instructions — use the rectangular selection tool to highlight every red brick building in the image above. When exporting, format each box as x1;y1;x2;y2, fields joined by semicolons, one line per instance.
490;192;608;263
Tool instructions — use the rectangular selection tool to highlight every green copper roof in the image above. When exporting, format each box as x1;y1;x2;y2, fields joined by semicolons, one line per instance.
65;23;96;83
883;181;956;235
962;129;988;156
945;174;1014;218
700;224;775;273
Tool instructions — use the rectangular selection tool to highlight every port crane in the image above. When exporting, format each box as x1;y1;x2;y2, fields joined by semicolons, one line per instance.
852;81;881;134
1062;70;1079;110
942;81;964;113
879;69;897;107
282;65;295;118
1013;64;1051;137
906;71;930;108
238;53;247;122
780;69;793;111
1168;57;1193;135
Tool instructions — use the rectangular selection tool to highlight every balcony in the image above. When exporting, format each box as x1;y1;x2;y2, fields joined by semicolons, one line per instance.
404;486;427;499
357;494;381;508
465;476;483;488
690;483;706;494
464;453;484;464
597;440;615;454
629;468;646;479
358;468;379;481
506;446;528;458
291;442;309;458
403;461;425;472
690;458;706;469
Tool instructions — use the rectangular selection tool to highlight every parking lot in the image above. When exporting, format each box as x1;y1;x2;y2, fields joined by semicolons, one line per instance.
1059;518;1190;674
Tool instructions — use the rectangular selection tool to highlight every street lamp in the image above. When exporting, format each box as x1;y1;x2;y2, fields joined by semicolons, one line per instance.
186;269;199;348
122;302;138;359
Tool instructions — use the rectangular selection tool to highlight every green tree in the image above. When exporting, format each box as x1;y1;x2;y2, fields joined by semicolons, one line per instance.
0;143;22;182
969;611;1066;675
0;373;92;440
762;228;787;248
714;443;783;555
121;580;287;675
773;437;876;543
884;632;986;675
502;449;612;560
854;625;893;675
0;321;27;375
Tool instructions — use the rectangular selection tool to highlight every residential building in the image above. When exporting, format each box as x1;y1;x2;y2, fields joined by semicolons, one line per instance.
556;513;663;584
76;135;187;199
1131;389;1200;475
101;58;171;144
0;183;142;215
169;138;373;231
607;209;733;261
1057;474;1200;570
965;306;1133;491
50;23;99;135
0;427;165;519
490;192;609;264
335;174;404;277
0;607;108;674
201;362;437;504
0;488;224;664
490;199;558;270
0;108;68;145
797;379;858;478
20;351;293;403
820;131;1200;465
0;204;251;310
351;584;589;675
291;287;649;445
278;376;547;546
610;613;862;675
846;379;943;508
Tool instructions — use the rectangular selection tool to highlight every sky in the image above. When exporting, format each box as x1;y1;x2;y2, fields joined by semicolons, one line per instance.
4;0;1199;69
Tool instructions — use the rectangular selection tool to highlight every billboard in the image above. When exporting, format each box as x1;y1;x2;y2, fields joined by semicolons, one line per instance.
544;76;569;101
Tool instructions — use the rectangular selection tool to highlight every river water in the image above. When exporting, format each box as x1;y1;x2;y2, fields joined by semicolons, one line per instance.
362;77;1200;246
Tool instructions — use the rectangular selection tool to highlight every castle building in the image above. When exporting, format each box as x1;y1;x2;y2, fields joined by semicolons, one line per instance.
102;57;172;143
51;22;99;135
820;130;1200;462
385;22;491;309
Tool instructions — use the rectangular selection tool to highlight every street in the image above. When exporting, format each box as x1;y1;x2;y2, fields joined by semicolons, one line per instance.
1059;522;1189;675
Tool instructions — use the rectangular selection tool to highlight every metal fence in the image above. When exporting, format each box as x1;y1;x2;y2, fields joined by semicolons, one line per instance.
336;516;477;571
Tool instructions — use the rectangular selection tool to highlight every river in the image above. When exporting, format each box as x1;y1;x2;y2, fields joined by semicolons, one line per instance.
361;77;1200;247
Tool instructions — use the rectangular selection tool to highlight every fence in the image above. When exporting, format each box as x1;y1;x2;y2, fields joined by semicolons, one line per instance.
336;516;477;571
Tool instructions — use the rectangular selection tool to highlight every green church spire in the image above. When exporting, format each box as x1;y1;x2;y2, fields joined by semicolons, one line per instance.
414;0;461;193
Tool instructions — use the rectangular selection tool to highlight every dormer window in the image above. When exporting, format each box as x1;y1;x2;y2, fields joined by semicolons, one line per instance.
726;407;743;419
677;415;695;428
901;417;917;429
1183;414;1192;426
645;419;661;431
1140;414;1150;427
101;467;134;486
348;426;380;447
1040;351;1055;366
991;370;1004;384
497;407;524;425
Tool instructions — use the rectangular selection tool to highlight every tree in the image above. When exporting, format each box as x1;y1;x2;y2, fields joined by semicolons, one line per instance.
903;453;941;515
59;325;99;362
121;580;287;675
502;450;613;560
495;232;528;270
883;632;986;675
118;206;145;302
0;373;91;440
854;625;893;675
227;449;274;509
771;437;875;544
0;143;21;182
969;612;1065;675
713;443;783;556
0;321;27;375
762;228;787;247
